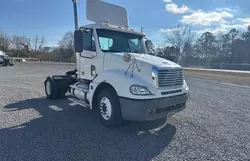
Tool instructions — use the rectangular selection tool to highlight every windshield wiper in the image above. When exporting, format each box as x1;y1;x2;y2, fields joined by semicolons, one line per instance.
103;50;123;53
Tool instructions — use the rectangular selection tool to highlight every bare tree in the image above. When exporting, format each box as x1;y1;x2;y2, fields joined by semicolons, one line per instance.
10;35;27;57
14;36;45;58
42;46;52;53
165;24;194;63
58;32;74;50
25;36;45;54
0;29;11;53
57;32;74;58
145;39;155;55
33;36;45;53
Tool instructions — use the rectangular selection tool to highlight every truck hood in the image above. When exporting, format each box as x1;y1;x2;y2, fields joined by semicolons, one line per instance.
109;52;181;69
135;54;181;68
113;53;180;69
104;52;183;86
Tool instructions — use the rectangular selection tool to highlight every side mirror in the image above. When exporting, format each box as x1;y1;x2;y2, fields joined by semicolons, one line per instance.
74;30;83;52
145;39;151;49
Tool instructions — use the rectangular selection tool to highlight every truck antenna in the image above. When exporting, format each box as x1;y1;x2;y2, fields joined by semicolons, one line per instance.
72;0;79;30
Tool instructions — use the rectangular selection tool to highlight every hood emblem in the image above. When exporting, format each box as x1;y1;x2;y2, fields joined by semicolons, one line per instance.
124;54;141;77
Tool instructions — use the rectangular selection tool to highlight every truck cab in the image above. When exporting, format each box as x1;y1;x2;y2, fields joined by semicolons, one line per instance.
44;0;189;127
0;52;14;66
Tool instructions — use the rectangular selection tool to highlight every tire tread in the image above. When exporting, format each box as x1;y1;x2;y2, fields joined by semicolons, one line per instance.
97;87;123;127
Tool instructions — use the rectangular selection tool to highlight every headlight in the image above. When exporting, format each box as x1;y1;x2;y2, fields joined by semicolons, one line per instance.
152;66;159;88
130;85;152;95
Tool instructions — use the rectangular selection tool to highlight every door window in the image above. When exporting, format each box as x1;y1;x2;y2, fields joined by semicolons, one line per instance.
82;29;96;51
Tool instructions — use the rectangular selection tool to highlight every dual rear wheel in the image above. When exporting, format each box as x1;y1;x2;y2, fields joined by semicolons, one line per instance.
44;77;66;100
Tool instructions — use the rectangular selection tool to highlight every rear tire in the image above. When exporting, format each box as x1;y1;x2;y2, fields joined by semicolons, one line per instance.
97;87;123;127
44;77;60;100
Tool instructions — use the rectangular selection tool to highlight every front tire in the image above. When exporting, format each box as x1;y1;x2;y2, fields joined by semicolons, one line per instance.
97;87;123;127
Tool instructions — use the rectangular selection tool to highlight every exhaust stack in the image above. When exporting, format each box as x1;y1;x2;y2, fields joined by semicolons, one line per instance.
72;0;80;73
72;0;79;30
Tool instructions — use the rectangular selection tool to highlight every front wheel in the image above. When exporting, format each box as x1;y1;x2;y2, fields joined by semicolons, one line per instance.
97;88;123;127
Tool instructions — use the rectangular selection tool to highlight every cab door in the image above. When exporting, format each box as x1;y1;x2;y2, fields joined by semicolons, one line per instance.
79;28;103;80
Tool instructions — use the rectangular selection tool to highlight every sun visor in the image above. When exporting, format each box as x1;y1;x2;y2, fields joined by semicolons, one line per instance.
86;0;128;27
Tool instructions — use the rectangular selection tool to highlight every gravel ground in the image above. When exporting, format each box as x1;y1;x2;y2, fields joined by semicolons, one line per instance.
0;63;249;161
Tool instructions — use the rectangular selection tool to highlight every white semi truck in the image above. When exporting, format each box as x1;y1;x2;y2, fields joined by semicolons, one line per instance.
44;0;189;127
0;51;14;66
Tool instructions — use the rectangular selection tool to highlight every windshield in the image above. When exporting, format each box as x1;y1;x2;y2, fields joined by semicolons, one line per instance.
96;29;145;54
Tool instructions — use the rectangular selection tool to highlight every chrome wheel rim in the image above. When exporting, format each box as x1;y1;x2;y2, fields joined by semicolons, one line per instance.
100;97;112;120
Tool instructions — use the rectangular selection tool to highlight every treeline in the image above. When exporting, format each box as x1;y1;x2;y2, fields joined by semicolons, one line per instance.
0;30;75;62
146;25;250;69
1;25;250;68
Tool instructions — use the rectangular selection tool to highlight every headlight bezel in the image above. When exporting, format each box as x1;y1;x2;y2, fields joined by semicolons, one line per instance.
129;85;152;95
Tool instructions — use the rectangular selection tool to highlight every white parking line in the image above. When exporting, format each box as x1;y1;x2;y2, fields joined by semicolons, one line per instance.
49;105;63;111
69;102;79;106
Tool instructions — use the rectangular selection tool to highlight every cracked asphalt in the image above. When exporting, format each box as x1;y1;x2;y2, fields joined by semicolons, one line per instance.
0;63;249;161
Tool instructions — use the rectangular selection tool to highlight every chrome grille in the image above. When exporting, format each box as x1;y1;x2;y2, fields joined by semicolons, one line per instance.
158;68;183;87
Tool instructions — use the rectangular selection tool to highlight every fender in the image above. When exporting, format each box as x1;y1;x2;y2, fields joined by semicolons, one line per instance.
91;69;155;99
87;68;189;109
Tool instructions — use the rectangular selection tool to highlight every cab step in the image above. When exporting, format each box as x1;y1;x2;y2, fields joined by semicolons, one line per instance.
68;97;90;108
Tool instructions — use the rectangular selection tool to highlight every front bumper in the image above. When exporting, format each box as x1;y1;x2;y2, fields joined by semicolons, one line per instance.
120;93;188;121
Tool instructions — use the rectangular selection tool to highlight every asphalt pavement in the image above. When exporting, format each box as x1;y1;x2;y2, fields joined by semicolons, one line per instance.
0;63;249;161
